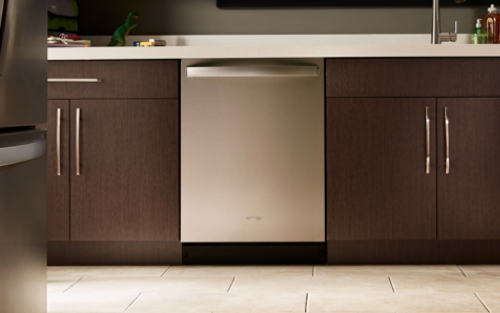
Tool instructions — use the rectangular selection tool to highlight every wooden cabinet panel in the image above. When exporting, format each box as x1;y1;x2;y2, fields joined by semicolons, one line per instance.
48;241;182;265
327;98;436;240
48;61;179;99
437;98;500;239
70;99;179;241
47;100;70;241
327;58;500;98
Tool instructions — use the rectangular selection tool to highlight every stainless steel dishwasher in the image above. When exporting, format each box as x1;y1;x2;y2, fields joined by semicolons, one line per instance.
181;59;324;242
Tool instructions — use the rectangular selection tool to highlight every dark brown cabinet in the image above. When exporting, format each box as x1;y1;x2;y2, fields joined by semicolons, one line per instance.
326;58;500;263
46;58;500;265
47;100;70;241
437;98;500;240
48;60;179;99
69;99;179;241
327;98;436;240
47;60;182;265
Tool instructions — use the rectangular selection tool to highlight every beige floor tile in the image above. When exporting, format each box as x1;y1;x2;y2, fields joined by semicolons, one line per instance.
231;276;393;293
391;276;500;293
315;265;463;277
459;265;500;277
66;276;234;294
127;292;306;313
308;292;487;312
475;293;500;312
47;266;169;278
48;276;84;294
165;265;313;277
47;291;140;313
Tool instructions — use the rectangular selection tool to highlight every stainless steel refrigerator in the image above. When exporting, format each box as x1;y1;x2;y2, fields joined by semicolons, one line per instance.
0;0;47;312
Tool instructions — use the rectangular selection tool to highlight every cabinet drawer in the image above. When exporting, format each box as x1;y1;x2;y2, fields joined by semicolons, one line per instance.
327;58;500;98
48;60;179;99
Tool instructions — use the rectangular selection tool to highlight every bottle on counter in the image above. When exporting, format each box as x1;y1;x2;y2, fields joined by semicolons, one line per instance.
483;4;500;44
472;19;487;44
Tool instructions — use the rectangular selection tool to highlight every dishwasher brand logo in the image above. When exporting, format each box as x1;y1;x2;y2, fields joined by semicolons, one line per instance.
246;216;262;222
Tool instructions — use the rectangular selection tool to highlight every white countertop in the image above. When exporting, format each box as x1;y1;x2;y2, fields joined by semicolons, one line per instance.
48;34;500;60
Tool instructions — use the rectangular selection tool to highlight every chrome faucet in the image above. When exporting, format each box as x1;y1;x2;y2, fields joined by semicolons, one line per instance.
431;0;464;44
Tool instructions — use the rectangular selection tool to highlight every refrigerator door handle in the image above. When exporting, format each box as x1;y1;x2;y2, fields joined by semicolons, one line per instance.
0;139;46;167
0;0;6;78
0;0;5;37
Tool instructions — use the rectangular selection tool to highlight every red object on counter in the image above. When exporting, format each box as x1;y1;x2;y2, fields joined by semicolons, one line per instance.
47;35;81;40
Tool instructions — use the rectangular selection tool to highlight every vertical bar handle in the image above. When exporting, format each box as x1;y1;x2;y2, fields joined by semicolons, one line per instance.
445;107;450;174
426;107;430;174
56;108;61;176
76;108;80;176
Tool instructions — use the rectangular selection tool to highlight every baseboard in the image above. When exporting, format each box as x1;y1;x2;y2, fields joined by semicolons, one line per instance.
182;243;326;265
47;241;182;265
48;240;500;265
327;240;500;264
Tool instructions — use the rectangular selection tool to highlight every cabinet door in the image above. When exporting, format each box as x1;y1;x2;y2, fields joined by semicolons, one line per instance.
70;99;179;241
327;98;436;240
47;100;70;241
437;98;500;239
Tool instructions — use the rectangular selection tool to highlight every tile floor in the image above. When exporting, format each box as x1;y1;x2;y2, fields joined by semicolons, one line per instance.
47;265;500;312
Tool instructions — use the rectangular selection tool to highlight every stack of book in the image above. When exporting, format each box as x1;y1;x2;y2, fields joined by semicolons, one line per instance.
47;35;91;47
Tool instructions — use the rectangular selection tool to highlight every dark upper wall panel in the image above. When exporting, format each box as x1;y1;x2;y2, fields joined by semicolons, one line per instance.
78;0;485;35
217;0;491;7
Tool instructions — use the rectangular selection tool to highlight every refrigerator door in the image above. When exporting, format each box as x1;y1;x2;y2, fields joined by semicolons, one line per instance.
0;0;47;128
0;129;46;313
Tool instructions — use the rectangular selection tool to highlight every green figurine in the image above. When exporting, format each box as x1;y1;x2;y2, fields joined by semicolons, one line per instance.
108;12;139;46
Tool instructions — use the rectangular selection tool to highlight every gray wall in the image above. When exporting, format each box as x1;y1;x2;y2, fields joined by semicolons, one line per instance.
79;0;485;35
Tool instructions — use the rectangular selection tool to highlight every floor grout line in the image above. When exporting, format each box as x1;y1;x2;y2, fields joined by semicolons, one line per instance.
475;293;491;313
312;265;315;277
160;266;171;277
305;293;310;313
123;292;142;312
457;265;469;277
388;276;397;293
63;276;84;293
227;276;237;293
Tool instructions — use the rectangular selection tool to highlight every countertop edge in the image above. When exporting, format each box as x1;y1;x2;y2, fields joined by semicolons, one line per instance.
48;44;500;60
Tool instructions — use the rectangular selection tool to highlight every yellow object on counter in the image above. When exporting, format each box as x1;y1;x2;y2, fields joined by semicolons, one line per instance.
138;39;167;47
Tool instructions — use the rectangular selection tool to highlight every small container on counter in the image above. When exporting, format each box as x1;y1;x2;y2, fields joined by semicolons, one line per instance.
483;4;500;44
472;19;487;44
133;39;167;47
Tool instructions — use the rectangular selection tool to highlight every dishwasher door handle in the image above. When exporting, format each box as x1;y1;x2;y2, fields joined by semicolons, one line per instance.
186;65;320;78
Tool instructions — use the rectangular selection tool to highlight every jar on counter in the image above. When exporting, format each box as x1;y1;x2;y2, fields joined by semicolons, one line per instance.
483;4;500;44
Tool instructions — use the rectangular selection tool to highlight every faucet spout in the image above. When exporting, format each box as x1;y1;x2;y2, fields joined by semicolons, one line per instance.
431;0;441;44
431;0;459;44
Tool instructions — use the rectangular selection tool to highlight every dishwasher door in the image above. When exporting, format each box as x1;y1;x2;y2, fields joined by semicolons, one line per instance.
181;59;324;242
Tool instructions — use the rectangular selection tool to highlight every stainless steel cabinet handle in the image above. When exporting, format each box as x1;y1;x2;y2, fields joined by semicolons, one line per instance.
57;108;61;176
76;108;81;176
445;107;450;174
426;107;430;174
48;78;102;83
186;65;319;78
